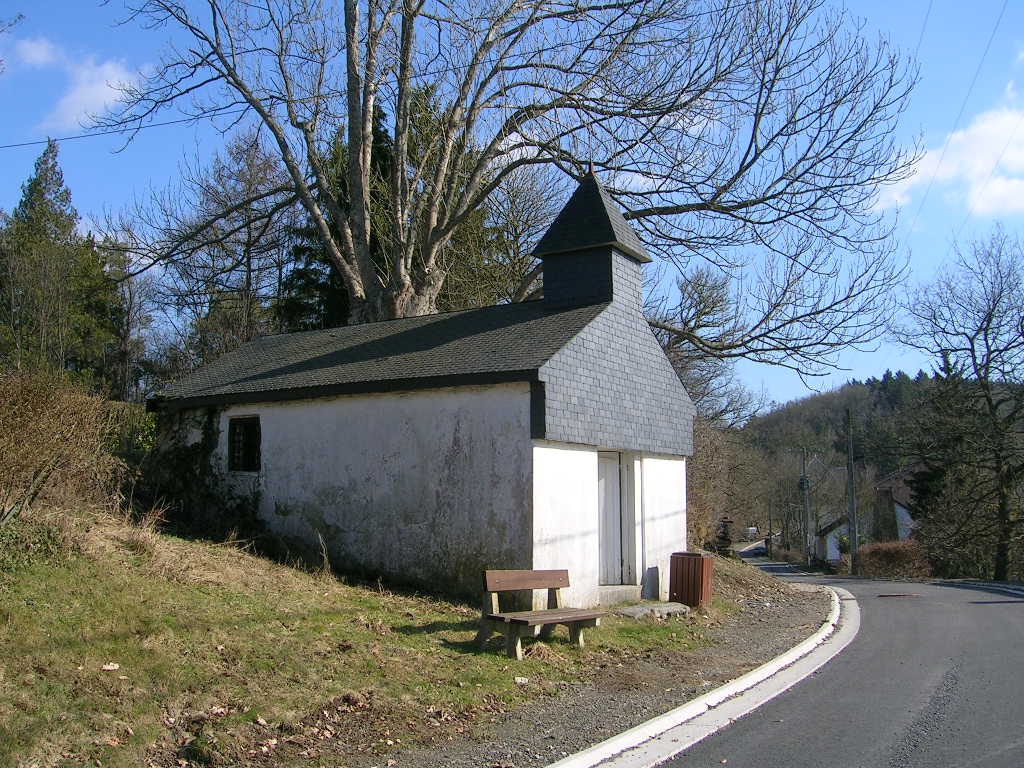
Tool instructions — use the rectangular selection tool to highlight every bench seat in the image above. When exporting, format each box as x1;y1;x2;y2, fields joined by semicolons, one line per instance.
486;607;607;627
476;569;607;659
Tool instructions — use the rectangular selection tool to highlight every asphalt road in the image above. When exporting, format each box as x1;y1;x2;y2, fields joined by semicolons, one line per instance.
662;567;1024;768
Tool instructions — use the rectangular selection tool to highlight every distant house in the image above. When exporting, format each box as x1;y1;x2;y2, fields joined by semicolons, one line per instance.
814;515;848;564
151;173;695;607
874;469;917;541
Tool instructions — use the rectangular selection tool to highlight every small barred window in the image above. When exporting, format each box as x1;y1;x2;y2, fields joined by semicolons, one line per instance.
228;416;261;472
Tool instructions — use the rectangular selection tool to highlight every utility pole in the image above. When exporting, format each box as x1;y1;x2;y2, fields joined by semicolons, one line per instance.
777;479;788;551
800;448;812;566
846;408;860;575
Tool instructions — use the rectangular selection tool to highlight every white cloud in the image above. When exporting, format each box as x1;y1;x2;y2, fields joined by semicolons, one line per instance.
968;174;1024;216
14;36;61;68
40;57;136;132
881;103;1024;219
7;36;138;132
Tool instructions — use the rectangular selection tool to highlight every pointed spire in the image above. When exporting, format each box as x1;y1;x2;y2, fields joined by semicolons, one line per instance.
533;171;650;263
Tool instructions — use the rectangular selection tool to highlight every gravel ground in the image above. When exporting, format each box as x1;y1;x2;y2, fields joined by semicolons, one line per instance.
376;583;831;768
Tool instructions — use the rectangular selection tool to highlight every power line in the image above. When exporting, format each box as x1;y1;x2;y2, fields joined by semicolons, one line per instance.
913;0;934;60
908;0;1008;233
955;107;1024;239
0;0;764;153
0;110;247;150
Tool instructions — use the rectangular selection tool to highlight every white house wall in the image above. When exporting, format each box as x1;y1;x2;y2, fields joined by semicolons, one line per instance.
895;502;915;540
640;455;687;601
214;383;535;595
532;442;687;607
531;442;601;607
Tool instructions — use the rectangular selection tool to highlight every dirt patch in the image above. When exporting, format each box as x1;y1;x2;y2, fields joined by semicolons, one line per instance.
374;568;831;768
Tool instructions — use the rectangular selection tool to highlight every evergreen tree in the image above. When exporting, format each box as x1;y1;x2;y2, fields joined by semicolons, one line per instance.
0;140;121;389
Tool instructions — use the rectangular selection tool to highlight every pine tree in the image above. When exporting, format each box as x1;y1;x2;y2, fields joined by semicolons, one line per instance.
0;140;121;388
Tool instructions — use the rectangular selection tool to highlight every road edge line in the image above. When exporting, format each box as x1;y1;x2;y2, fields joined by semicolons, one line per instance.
545;586;855;768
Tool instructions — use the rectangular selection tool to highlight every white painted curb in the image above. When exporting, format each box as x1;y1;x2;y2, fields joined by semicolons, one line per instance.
545;586;855;768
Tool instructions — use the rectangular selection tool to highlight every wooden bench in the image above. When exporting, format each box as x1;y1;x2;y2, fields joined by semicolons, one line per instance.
474;569;607;660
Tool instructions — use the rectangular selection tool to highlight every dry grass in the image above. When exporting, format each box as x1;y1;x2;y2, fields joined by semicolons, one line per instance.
0;510;717;768
710;552;795;601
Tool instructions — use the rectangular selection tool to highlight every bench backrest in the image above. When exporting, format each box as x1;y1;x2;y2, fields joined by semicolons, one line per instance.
484;569;570;593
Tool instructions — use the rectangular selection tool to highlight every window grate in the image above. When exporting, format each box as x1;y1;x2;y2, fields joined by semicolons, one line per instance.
228;416;261;472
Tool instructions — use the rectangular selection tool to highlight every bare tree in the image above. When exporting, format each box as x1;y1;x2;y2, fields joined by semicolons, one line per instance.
116;131;300;364
900;229;1024;581
100;0;916;373
103;244;155;401
0;13;22;75
649;267;765;425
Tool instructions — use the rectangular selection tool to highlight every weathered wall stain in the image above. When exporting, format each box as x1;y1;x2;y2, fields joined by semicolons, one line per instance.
213;383;535;596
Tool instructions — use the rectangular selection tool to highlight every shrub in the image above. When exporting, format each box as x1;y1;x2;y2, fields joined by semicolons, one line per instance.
0;373;123;525
0;516;68;574
774;547;806;566
857;540;932;579
106;400;157;469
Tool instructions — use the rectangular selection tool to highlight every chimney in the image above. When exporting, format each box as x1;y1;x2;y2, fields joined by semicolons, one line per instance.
533;170;651;310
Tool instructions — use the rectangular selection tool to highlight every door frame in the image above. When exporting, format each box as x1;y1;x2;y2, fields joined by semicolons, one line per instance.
598;451;638;585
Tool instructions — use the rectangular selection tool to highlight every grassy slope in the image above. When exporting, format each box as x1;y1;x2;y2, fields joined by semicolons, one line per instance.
1;514;770;768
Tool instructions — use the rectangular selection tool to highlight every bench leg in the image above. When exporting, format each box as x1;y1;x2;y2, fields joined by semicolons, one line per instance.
569;623;585;649
505;625;523;660
538;623;555;641
474;621;493;650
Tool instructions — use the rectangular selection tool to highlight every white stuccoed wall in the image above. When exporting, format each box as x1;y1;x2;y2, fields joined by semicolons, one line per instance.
195;386;686;603
895;502;915;540
640;455;688;601
532;442;601;607
532;442;687;607
214;383;535;595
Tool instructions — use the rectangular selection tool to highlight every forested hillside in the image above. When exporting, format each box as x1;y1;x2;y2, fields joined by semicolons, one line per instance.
702;366;1023;581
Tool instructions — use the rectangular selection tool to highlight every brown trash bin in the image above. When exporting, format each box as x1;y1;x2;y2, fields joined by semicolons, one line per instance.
669;552;713;608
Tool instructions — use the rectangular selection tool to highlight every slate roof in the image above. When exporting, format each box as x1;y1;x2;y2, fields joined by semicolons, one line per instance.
155;300;607;409
532;171;650;263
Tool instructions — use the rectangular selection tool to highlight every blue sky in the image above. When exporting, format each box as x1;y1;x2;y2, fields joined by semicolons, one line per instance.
2;1;1023;406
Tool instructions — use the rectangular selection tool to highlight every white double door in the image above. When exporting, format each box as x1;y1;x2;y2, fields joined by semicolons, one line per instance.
598;451;636;586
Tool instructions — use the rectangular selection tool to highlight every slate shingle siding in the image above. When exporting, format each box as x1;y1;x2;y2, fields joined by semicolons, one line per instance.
542;246;614;309
539;250;695;456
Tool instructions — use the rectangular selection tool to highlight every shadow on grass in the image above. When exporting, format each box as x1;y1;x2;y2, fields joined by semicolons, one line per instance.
439;635;578;657
390;619;483;656
393;619;479;636
150;516;483;615
441;637;489;655
392;619;583;657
